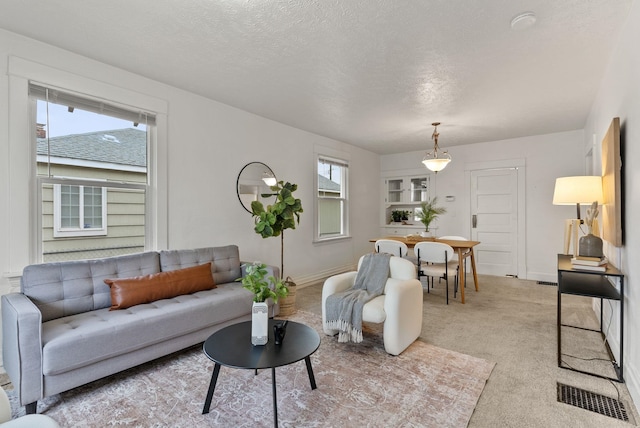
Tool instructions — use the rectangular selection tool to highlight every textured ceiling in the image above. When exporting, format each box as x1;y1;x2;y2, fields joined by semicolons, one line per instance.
0;0;633;154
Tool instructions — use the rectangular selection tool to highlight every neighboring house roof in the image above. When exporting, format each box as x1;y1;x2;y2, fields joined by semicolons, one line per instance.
37;128;146;167
318;174;340;192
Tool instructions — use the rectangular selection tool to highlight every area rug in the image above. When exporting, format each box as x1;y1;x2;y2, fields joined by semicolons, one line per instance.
6;310;494;427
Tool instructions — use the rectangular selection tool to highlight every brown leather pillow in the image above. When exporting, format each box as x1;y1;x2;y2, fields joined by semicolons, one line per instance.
105;262;216;310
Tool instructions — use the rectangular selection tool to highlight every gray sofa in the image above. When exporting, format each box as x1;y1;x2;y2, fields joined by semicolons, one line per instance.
2;245;274;414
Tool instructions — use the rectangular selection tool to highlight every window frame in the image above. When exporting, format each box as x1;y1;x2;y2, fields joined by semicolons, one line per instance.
315;153;350;242
30;82;153;261
52;183;108;237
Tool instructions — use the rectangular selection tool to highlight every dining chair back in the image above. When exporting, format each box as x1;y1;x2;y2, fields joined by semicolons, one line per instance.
414;241;458;304
375;239;409;257
438;235;470;279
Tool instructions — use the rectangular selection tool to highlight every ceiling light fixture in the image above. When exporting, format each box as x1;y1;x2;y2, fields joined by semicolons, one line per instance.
510;11;537;31
422;122;451;173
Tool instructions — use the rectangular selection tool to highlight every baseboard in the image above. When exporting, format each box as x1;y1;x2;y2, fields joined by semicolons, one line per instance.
623;357;640;412
290;263;356;289
527;271;558;283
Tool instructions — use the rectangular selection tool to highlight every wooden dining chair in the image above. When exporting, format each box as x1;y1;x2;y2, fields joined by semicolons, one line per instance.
414;241;458;304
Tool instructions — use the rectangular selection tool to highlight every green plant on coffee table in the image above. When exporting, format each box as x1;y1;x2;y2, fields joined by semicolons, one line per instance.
237;262;289;303
417;197;446;231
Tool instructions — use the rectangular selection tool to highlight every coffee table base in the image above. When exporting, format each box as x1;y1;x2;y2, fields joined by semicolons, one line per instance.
202;355;317;427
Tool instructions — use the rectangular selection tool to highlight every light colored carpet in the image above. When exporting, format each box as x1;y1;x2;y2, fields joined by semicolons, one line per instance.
5;310;494;427
295;274;640;427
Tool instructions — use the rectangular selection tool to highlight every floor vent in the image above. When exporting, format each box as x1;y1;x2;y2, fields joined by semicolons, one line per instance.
537;280;557;286
557;383;629;422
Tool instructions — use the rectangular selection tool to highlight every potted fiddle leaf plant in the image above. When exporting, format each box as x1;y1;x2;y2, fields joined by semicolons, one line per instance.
250;181;303;280
417;197;446;237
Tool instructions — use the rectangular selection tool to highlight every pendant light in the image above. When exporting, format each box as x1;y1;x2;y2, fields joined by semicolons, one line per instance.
422;122;451;173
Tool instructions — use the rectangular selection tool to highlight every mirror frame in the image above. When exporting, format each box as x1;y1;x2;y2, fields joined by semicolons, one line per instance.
236;162;277;214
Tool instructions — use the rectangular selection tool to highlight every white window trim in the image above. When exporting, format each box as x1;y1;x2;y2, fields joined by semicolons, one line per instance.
314;151;350;242
53;184;107;237
7;56;168;268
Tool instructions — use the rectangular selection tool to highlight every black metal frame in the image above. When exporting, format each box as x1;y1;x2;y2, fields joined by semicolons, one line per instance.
556;254;624;382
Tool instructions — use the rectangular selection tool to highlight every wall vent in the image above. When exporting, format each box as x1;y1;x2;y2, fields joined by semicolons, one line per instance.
537;280;557;286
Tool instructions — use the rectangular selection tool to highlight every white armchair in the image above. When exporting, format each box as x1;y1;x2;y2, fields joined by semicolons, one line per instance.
322;255;423;355
0;388;59;428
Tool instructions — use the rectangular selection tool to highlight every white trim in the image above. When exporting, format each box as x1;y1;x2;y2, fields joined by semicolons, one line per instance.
292;262;357;288
8;56;167;114
7;57;168;268
52;184;107;237
36;155;147;174
315;151;350;242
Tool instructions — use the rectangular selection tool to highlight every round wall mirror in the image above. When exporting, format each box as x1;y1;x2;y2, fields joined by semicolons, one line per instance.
236;162;277;214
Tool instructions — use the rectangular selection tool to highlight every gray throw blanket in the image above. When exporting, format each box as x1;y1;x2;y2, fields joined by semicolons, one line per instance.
325;252;391;343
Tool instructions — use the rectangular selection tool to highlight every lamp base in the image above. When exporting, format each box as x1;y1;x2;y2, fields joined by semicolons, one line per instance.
579;234;603;258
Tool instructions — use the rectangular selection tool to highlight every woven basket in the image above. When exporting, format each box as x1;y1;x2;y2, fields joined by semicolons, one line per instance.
278;276;297;316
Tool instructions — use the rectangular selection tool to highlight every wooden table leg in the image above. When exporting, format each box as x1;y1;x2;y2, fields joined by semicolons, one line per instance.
470;249;479;291
458;248;466;304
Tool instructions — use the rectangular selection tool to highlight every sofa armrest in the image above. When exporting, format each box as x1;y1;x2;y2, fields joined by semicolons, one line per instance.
382;278;423;355
1;293;44;406
321;271;357;335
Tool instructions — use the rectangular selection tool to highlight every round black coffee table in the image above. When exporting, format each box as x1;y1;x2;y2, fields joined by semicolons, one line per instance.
202;319;320;427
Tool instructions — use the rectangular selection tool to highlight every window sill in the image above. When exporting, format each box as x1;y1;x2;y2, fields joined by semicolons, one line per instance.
313;235;352;245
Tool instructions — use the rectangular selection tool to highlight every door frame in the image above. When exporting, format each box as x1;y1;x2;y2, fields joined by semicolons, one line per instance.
464;158;527;279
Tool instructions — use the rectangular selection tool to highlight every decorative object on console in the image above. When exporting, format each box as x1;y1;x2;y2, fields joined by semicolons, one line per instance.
552;175;604;256
579;201;603;258
236;262;288;346
570;255;607;272
417;196;446;237
422;122;451;173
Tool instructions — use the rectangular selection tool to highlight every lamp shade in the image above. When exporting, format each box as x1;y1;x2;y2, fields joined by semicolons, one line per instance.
422;157;451;172
552;176;604;205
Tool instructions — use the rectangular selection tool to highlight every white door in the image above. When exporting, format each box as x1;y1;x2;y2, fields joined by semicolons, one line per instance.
471;168;518;276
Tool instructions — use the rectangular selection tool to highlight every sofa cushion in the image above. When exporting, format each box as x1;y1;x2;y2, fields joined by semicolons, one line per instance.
160;246;241;285
21;252;161;322
105;263;216;310
41;283;253;376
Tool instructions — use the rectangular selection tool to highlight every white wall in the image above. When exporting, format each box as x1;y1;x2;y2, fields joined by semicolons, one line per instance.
381;129;585;281
0;28;380;295
584;0;640;407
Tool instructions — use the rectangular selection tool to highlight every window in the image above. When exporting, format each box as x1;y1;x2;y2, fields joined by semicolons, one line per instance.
53;184;107;237
316;156;349;240
32;83;154;262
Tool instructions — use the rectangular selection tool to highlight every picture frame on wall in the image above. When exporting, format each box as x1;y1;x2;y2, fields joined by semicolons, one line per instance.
601;117;623;247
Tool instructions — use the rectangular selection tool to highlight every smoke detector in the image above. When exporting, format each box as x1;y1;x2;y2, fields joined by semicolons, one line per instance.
511;12;537;31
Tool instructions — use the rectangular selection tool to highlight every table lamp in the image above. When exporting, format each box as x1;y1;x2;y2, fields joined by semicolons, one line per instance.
552;176;604;256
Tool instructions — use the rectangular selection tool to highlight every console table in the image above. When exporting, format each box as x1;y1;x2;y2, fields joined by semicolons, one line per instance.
557;254;624;382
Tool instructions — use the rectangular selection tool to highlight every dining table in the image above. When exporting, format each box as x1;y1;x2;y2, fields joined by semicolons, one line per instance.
370;236;480;304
